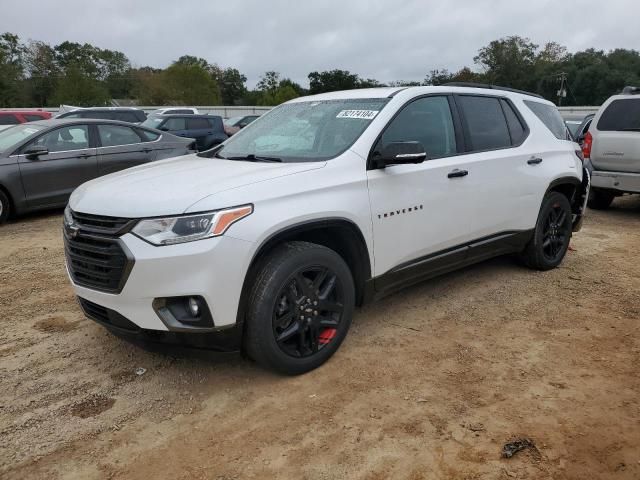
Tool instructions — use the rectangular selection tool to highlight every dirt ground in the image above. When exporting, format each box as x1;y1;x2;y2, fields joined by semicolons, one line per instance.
1;197;639;480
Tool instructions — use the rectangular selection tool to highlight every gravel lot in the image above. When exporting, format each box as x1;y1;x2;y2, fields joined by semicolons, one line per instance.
1;197;639;480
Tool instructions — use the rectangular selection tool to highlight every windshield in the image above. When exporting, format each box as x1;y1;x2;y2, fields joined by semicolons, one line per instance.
0;124;46;152
141;116;164;129
214;98;389;162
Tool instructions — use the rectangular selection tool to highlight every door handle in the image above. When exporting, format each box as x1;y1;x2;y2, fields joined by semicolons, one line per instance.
527;157;543;165
140;148;152;153
447;169;468;178
76;153;90;158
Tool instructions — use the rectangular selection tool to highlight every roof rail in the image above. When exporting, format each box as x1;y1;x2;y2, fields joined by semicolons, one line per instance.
443;82;544;99
622;86;640;95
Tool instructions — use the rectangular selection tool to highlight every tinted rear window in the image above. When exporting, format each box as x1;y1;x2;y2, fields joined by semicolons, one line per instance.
524;100;566;139
187;117;211;130
0;114;19;125
597;99;640;131
114;112;141;123
457;95;511;151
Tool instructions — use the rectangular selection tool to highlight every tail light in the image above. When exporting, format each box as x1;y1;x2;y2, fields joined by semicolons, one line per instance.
581;131;592;159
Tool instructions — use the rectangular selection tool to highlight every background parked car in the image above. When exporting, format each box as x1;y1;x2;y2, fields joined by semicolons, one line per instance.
151;107;199;115
56;107;147;124
141;114;227;150
584;86;640;209
0;110;52;126
223;114;260;136
573;114;594;144
0;118;195;223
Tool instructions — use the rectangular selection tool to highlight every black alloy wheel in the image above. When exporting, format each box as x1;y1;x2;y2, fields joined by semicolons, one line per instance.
541;202;570;263
272;266;344;358
245;241;355;375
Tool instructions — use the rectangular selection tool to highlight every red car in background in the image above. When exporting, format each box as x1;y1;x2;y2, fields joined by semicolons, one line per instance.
0;110;52;126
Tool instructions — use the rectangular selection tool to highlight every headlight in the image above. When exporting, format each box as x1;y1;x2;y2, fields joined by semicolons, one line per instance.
132;205;253;246
63;205;73;226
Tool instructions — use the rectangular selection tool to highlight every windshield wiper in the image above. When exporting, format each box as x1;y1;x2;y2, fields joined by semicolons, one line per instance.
621;128;640;131
225;154;282;163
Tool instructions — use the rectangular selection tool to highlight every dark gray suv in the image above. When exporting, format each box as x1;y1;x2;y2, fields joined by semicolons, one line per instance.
0;119;195;223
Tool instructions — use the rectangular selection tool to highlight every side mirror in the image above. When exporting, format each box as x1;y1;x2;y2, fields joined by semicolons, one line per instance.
376;141;427;168
24;146;49;159
159;127;170;132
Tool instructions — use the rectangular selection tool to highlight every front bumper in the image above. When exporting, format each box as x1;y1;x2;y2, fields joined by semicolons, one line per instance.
67;232;255;333
590;169;640;194
77;297;242;351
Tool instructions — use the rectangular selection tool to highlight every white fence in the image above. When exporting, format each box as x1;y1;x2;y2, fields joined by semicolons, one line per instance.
1;105;598;119
0;106;273;118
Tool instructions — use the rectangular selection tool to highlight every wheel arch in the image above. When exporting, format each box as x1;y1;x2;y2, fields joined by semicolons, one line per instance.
545;174;588;230
0;182;16;217
235;218;372;329
546;175;582;209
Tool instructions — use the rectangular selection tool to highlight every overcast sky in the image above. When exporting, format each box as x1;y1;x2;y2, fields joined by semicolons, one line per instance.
1;0;636;88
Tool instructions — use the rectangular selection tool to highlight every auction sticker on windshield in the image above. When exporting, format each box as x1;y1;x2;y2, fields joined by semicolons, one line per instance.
336;110;379;120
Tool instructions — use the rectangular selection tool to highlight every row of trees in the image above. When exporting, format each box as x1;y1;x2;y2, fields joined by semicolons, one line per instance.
1;32;639;108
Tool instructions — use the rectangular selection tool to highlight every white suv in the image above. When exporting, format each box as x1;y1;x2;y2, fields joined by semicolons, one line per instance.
64;85;589;374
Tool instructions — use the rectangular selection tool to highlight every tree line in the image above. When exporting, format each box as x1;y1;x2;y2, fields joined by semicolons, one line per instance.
1;32;639;108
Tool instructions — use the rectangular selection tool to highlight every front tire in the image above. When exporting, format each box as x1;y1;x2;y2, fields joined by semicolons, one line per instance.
245;241;355;375
587;187;615;210
0;190;10;224
521;192;572;271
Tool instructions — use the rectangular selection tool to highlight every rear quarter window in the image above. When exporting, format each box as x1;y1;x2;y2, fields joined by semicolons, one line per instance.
524;100;566;139
596;99;640;131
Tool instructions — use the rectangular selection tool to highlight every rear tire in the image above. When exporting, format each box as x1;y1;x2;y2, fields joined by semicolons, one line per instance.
0;190;10;224
587;187;615;210
245;241;355;375
521;192;572;271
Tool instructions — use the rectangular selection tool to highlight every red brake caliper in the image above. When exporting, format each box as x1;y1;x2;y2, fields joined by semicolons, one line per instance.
318;328;337;345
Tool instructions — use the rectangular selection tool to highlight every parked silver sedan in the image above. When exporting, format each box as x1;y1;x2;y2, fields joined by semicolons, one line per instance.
0;119;195;223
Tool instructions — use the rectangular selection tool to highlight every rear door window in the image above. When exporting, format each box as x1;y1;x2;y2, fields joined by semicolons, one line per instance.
524;100;566;139
596;99;640;131
187;117;211;130
98;124;143;147
457;96;512;150
163;118;187;130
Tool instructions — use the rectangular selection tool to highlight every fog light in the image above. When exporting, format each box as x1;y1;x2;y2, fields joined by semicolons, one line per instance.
187;297;200;317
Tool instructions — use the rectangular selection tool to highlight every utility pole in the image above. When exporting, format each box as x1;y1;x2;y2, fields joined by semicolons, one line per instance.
557;72;567;106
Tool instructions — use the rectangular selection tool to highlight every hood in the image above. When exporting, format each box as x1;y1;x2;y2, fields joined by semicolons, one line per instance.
70;155;325;217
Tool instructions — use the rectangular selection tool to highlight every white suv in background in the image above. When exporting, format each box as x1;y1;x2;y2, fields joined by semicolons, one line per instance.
583;86;640;208
64;85;589;374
